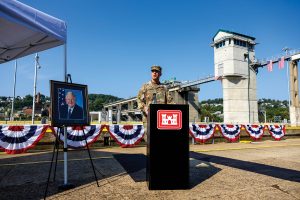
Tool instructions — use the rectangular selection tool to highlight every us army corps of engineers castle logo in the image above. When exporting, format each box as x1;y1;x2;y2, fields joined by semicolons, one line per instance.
157;110;182;130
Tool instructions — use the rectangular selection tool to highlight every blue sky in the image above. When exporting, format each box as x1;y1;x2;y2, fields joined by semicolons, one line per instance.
1;0;300;101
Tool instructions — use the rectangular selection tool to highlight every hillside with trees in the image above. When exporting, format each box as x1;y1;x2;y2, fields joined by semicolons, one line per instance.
0;94;122;119
199;98;289;123
0;94;290;123
200;98;223;122
88;94;122;111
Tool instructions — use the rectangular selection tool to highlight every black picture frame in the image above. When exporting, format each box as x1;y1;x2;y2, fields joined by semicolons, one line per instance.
50;80;90;127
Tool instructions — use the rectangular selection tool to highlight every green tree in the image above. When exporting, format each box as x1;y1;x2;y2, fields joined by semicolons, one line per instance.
23;95;33;107
88;94;122;111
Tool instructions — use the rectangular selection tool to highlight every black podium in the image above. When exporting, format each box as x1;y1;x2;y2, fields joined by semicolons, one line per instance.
147;104;189;190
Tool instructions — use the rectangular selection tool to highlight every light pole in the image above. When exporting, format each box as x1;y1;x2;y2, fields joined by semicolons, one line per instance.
282;47;291;124
282;47;290;108
244;44;251;123
10;60;17;121
31;53;41;124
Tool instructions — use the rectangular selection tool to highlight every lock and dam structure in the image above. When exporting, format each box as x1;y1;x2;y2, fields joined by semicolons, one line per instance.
95;30;300;126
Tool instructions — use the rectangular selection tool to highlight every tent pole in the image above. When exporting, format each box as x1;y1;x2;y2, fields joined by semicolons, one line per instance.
64;43;67;185
11;60;17;121
63;43;70;187
63;126;68;185
64;44;67;82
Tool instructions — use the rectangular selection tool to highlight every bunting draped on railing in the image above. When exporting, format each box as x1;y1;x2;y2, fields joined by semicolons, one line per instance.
189;124;217;143
108;125;144;147
218;124;242;142
244;124;265;140
0;125;50;154
267;125;285;140
57;125;103;148
0;124;287;154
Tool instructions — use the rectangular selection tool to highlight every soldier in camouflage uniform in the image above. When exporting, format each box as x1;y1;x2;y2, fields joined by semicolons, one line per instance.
137;65;173;141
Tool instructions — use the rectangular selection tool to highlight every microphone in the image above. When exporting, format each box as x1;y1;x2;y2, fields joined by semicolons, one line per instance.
152;93;157;104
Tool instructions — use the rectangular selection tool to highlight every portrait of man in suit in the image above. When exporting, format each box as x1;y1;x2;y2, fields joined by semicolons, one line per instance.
60;91;83;119
51;80;89;127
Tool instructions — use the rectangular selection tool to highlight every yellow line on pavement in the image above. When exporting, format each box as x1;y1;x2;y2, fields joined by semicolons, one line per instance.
193;143;300;152
0;156;113;167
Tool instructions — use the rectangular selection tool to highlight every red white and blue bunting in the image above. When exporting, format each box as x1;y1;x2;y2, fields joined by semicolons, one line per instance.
189;124;217;143
108;125;144;147
0;125;49;154
218;124;242;142
0;124;288;154
267;125;285;140
57;125;103;148
244;124;265;140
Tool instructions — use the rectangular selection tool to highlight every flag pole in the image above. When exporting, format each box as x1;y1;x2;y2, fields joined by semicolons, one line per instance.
283;48;291;123
11;60;17;121
31;53;40;124
286;52;291;109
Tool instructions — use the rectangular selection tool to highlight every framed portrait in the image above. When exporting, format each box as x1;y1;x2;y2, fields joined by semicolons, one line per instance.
50;80;90;127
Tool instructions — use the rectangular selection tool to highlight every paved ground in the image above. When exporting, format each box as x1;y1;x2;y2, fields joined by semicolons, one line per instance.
0;138;300;200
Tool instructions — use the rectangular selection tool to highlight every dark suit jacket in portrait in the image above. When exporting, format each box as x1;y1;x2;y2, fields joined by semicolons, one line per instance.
60;104;84;119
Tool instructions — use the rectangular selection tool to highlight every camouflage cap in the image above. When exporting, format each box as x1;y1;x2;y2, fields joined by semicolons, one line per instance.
151;65;162;72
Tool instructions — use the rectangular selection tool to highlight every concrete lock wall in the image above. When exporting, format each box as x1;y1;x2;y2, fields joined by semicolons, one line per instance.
188;90;201;122
290;106;300;126
170;88;200;122
222;70;258;124
289;60;300;126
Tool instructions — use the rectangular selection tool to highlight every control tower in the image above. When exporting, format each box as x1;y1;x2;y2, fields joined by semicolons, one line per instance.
212;29;258;123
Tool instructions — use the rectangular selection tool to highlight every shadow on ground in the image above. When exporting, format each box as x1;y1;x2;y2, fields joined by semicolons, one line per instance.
114;154;146;182
3;149;298;199
190;151;300;183
113;153;222;189
0;149;124;200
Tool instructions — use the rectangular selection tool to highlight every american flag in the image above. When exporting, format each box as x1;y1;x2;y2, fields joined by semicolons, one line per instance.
278;56;285;69
58;88;66;107
267;60;273;72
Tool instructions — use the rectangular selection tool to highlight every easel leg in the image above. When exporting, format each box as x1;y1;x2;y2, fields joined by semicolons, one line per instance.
44;127;60;199
82;127;99;187
53;128;61;181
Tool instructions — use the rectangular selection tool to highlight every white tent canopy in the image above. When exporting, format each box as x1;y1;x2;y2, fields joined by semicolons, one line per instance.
0;0;66;64
0;0;71;188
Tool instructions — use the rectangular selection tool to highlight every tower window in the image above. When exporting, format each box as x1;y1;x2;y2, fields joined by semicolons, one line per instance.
247;43;254;50
234;39;250;48
215;40;226;49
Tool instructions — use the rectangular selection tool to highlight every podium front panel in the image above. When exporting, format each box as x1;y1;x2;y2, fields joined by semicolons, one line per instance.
147;104;189;190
